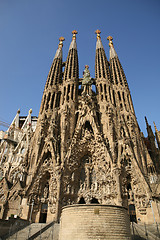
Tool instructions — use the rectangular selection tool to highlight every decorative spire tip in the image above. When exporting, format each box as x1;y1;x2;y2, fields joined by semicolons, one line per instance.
95;29;101;39
72;30;78;40
29;109;32;114
58;37;65;48
107;35;113;47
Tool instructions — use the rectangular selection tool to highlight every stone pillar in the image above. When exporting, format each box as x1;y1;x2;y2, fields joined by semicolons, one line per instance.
21;198;30;220
113;167;122;206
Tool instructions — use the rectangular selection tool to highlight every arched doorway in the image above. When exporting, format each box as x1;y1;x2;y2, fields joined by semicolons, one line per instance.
129;204;137;222
39;203;48;223
78;197;86;204
90;198;99;204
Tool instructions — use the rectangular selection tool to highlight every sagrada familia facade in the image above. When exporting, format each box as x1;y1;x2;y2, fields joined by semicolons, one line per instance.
0;30;160;225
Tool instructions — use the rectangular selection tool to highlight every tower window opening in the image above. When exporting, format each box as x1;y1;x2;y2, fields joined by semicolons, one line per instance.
55;92;61;108
109;86;112;103
50;63;56;86
113;61;118;85
100;83;103;92
69;53;73;79
75;112;79;128
96;112;101;126
98;50;101;78
104;84;107;94
50;92;55;109
122;92;126;109
118;91;121;101
71;84;74;100
67;84;70;101
41;95;46;113
84;121;94;133
101;95;103;101
45;92;51;110
92;84;96;93
127;95;131;110
55;62;60;85
112;90;116;107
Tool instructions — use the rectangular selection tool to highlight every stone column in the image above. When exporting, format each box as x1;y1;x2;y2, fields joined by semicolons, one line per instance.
113;167;122;206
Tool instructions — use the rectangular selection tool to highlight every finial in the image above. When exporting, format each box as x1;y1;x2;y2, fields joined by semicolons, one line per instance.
58;37;65;48
72;30;78;40
107;36;113;47
95;29;101;39
17;109;20;114
29;109;32;114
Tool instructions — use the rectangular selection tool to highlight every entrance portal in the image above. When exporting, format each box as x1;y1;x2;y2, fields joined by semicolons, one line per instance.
129;204;137;222
39;203;48;223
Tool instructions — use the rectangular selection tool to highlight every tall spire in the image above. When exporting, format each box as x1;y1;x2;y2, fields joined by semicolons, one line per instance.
63;30;79;81
95;30;110;80
39;37;65;114
69;30;77;50
154;122;160;149
107;36;128;88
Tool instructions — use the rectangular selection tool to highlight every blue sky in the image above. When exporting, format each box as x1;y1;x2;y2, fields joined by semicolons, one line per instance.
0;0;160;136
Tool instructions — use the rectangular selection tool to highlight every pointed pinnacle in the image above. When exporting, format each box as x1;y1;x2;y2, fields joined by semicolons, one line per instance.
72;30;78;40
107;36;113;47
58;37;65;48
144;116;149;126
153;122;158;132
95;29;101;39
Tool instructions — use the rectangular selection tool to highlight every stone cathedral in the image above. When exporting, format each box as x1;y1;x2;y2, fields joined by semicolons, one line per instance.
0;30;160;237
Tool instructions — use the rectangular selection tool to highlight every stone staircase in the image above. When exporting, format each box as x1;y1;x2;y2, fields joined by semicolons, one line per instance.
131;222;160;240
3;221;160;240
5;222;55;240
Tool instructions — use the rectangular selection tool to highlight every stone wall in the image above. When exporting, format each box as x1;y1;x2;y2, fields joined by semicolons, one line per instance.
59;204;131;240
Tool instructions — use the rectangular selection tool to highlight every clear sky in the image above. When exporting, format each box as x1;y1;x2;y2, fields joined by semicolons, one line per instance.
0;0;160;136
